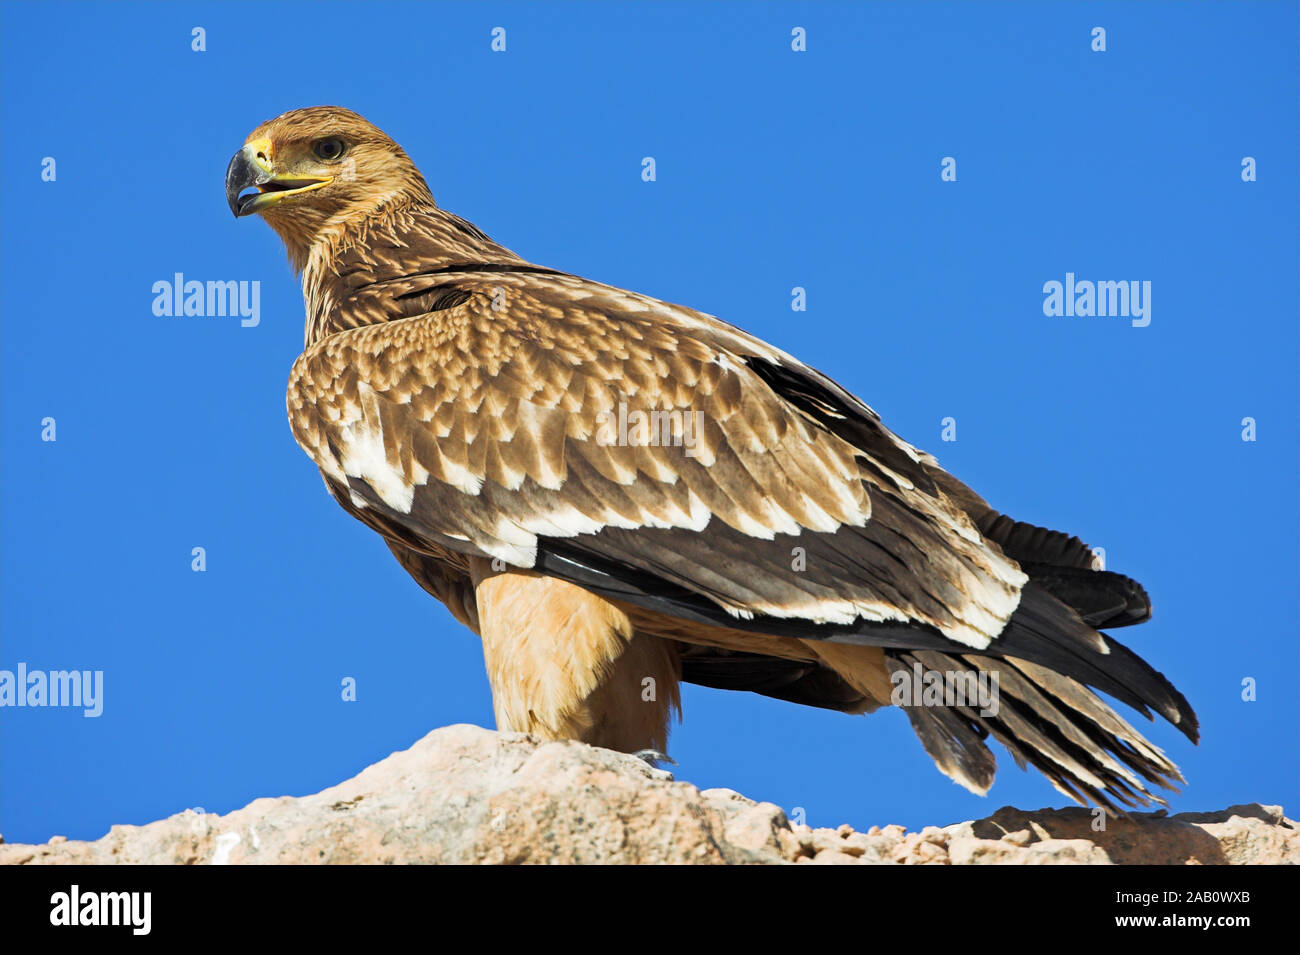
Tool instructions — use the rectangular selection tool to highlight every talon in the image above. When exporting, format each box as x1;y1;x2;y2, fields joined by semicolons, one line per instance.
632;749;677;768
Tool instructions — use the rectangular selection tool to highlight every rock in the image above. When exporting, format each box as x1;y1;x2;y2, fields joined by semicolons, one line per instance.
957;803;1300;865
1;725;1294;865
1001;829;1033;847
808;849;860;865
948;836;1112;866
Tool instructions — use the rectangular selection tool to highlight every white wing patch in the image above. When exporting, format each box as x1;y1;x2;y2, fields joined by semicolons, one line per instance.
335;382;418;512
338;420;416;513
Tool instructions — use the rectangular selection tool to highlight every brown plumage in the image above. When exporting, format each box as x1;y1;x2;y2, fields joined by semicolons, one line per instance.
226;106;1198;812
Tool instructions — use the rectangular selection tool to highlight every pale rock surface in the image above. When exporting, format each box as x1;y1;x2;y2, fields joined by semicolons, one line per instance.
2;725;1294;865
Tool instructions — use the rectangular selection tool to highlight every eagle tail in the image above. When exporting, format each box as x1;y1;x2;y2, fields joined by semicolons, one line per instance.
885;647;1188;812
968;583;1199;742
977;513;1152;628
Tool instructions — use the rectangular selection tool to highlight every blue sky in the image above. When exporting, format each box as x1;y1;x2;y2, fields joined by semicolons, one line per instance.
1;1;1295;845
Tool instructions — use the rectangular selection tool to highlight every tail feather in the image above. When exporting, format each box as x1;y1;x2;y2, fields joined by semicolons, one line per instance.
976;513;1153;628
884;652;997;795
887;642;1190;812
984;584;1198;740
978;513;1096;569
1023;564;1152;628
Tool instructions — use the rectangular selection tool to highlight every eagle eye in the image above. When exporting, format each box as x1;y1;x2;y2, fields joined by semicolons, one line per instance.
313;138;346;161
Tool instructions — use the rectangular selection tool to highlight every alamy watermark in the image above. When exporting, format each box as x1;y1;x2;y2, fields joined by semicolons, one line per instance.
890;662;999;717
594;401;703;457
1042;273;1151;327
0;663;103;717
50;885;150;935
152;273;260;327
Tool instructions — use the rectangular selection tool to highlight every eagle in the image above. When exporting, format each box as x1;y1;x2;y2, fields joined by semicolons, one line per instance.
226;106;1197;812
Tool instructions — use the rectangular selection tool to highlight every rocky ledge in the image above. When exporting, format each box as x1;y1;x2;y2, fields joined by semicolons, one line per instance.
2;724;1294;865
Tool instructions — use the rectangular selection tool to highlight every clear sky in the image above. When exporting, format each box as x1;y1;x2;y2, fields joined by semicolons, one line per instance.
1;1;1296;845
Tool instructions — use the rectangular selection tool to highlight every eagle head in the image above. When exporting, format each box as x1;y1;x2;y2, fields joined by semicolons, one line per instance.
225;106;433;269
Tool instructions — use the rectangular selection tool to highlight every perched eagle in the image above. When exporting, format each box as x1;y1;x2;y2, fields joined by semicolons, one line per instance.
226;106;1197;811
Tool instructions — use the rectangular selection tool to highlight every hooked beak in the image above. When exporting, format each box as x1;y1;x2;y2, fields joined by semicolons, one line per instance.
225;137;333;217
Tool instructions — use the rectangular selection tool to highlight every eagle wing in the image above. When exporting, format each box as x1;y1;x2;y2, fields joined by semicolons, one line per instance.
288;268;1027;647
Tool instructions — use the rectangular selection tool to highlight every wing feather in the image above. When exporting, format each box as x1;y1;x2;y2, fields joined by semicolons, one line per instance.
288;274;1027;650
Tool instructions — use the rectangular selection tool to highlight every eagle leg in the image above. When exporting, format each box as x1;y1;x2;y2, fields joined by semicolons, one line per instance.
469;558;682;754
